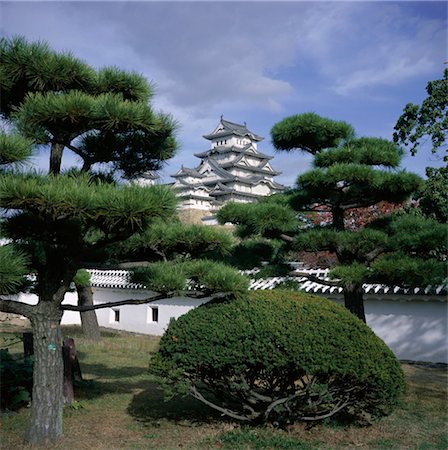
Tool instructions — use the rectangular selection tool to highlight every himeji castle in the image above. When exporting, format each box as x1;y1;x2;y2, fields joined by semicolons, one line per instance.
171;117;285;222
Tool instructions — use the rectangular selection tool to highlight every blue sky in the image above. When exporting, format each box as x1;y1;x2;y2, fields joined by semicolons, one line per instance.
1;1;446;187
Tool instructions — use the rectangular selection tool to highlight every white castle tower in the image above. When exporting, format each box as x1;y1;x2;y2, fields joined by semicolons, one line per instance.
171;117;285;217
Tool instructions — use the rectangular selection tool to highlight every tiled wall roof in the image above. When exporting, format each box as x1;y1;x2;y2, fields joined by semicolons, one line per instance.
88;268;447;298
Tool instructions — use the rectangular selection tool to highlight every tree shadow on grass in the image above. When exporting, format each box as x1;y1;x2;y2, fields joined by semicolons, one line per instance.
79;361;149;379
127;383;226;425
70;360;154;401
75;377;152;398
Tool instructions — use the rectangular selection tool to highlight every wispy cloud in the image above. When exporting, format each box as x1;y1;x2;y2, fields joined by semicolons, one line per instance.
2;1;446;183
295;2;446;96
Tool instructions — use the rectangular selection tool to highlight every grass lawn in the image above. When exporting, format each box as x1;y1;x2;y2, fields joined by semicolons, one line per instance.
0;320;447;450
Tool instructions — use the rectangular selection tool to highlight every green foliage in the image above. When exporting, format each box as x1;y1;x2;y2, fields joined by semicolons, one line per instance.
0;245;29;295
369;253;446;287
272;279;302;291
132;260;249;295
270;113;422;218
121;220;234;261
217;201;297;238
330;263;369;286
95;67;152;102
185;259;249;293
314;138;403;168
78;119;178;178
271;112;354;154
0;36;95;116
0;133;33;167
213;428;315;450
378;213;447;256
150;290;405;425
0;349;33;410
15;91;156;142
295;164;422;211
132;262;188;292
394;69;448;158
0;173;177;236
252;262;291;279
418;167;448;223
224;238;284;270
73;269;91;288
294;228;388;264
1;36;178;177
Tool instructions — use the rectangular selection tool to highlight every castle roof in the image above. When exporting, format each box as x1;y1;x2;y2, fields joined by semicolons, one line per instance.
172;166;205;178
138;170;159;180
203;117;263;142
194;144;273;160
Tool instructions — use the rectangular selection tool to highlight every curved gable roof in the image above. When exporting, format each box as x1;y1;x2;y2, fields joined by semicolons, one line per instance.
203;117;263;142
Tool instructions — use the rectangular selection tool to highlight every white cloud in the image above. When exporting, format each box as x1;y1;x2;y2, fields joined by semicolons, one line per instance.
295;3;446;96
1;1;446;181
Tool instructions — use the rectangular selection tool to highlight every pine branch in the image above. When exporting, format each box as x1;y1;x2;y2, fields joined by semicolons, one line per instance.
190;384;257;422
0;298;35;318
60;293;170;311
54;265;78;303
65;143;82;156
296;399;350;421
60;290;235;312
81;234;133;255
289;271;342;287
280;233;295;243
364;246;387;263
264;391;307;421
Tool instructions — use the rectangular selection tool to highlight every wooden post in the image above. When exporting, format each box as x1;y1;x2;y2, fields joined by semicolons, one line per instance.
62;338;83;405
63;338;83;381
62;344;74;405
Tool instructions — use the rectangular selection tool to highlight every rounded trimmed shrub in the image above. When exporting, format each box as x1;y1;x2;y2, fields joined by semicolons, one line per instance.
150;291;405;425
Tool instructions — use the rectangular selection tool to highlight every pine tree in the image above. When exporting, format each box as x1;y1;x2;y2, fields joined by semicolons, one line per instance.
218;113;446;322
0;133;33;294
0;37;247;444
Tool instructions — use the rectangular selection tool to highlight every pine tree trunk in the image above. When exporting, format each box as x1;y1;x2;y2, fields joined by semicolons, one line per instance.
49;142;64;175
25;303;64;444
343;284;366;323
332;205;345;230
76;283;101;341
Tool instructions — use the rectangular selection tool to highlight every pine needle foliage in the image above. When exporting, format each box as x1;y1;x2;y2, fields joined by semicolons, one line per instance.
95;67;153;102
0;173;177;235
1;36;178;177
0;245;29;295
0;37;249;445
131;260;249;295
271;112;354;153
0;132;33;167
121;220;234;261
73;269;91;288
0;36;95;115
220;113;443;322
217;201;297;238
314;138;403;168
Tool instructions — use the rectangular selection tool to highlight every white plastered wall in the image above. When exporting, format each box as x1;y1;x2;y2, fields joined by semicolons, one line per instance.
9;290;447;363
